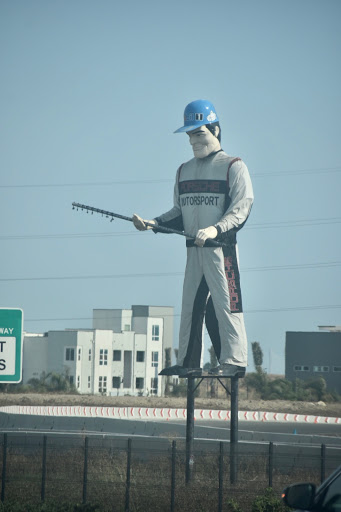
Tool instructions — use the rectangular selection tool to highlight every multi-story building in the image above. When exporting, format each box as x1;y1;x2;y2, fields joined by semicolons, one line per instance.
23;305;174;396
285;326;341;393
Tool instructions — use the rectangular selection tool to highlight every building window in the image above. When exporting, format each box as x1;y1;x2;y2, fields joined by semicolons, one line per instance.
294;365;309;372
124;324;130;331
113;350;121;361
77;375;80;388
136;351;145;363
99;349;108;366
151;351;159;367
136;377;144;389
333;366;341;372
69;375;74;385
112;376;121;388
78;348;82;361
99;376;107;393
65;348;75;361
89;349;92;361
313;366;329;373
151;378;158;395
152;325;160;341
88;376;91;389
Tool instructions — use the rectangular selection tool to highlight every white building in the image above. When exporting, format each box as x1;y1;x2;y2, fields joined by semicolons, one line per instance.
23;305;174;397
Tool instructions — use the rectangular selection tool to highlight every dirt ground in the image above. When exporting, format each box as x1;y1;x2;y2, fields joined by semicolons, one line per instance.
0;392;340;417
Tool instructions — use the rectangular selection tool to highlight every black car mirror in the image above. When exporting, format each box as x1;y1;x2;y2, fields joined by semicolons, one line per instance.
282;483;316;510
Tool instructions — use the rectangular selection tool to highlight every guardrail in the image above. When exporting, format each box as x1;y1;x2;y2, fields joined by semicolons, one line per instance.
1;405;340;424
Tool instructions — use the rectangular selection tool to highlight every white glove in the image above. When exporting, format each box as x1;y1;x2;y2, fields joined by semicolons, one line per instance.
132;214;158;231
195;226;218;247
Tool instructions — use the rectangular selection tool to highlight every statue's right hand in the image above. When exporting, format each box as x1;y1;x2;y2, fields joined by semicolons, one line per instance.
132;214;157;231
132;214;147;231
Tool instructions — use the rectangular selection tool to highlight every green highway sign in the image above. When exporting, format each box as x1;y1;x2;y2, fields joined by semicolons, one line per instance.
0;308;23;383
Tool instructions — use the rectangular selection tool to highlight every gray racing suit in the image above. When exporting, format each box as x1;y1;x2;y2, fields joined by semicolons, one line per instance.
155;150;254;368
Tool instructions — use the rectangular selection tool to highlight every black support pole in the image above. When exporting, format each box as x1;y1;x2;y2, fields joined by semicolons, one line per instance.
186;377;195;483
230;376;239;484
184;373;241;485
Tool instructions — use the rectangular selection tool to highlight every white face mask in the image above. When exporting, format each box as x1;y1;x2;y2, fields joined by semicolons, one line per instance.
188;125;221;159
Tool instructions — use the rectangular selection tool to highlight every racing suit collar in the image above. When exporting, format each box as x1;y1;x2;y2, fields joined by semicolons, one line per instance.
195;149;224;160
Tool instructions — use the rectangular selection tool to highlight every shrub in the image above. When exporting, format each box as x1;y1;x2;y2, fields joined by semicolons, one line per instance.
226;498;243;512
251;487;288;512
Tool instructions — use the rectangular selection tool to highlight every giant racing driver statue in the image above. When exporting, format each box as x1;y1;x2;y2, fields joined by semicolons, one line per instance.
133;100;254;377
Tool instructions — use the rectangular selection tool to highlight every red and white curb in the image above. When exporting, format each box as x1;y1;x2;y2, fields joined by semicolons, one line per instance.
0;405;340;424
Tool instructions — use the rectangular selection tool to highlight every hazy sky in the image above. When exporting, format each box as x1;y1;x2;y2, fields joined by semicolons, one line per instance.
1;0;340;374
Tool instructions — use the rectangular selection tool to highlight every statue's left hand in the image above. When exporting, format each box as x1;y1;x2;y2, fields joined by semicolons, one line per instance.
195;226;218;247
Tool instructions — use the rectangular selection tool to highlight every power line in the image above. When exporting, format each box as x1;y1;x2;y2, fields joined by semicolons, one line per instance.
1;261;340;282
246;305;341;313
254;167;341;177
0;232;144;241
243;261;340;272
1;271;183;282
244;217;341;230
1;166;340;189
0;178;172;189
23;304;341;323
1;217;340;241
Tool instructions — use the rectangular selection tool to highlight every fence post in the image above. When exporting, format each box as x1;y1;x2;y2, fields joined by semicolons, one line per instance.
82;436;89;504
125;438;132;512
218;442;224;512
171;440;176;512
321;444;326;483
41;435;47;502
1;433;7;503
268;442;273;488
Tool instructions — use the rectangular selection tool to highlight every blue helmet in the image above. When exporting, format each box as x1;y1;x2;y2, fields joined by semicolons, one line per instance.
174;99;219;133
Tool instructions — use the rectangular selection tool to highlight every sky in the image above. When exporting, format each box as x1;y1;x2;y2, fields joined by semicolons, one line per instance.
1;0;340;375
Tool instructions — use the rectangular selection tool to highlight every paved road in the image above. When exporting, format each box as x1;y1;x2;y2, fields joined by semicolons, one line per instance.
1;412;340;445
201;419;341;438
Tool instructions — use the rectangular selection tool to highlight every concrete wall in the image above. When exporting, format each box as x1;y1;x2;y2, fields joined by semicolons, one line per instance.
22;334;48;384
285;331;341;393
93;309;132;332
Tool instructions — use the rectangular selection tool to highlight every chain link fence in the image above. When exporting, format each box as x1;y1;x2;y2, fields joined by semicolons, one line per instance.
0;432;340;511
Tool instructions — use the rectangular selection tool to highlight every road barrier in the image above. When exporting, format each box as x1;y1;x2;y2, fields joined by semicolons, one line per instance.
0;405;340;424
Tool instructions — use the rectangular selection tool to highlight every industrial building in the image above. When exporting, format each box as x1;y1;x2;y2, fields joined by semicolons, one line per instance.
285;326;341;393
23;305;174;396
